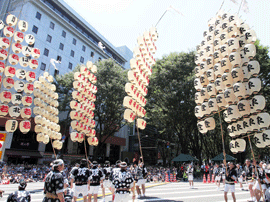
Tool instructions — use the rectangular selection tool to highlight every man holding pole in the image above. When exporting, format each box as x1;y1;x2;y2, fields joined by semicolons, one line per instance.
245;159;256;201
224;162;237;202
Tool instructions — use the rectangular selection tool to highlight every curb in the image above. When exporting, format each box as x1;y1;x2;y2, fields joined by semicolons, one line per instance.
76;182;168;201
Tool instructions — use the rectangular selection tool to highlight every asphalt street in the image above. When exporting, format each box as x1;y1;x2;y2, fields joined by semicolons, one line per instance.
0;181;254;202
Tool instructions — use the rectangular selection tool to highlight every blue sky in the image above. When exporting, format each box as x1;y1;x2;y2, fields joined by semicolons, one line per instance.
63;0;270;59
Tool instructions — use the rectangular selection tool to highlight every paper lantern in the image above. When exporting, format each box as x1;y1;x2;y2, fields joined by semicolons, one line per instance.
3;26;14;37
224;88;236;105
14;31;24;43
227;38;239;52
214;27;221;39
200;62;207;74
231;122;241;138
229;52;241;68
261;130;270;146
245;29;257;44
235;139;246;153
205;45;213;57
230;140;238;153
221;72;233;87
247;61;260;77
29;59;38;69
124;109;135;123
0;20;4;30
12;43;22;53
206;83;216;99
200;88;209;102
0;91;12;103
14;81;25;93
248;115;259;132
21;107;31;119
15;69;26;79
137;118;146;130
213;63;223;78
213;50;220;64
228;124;236;137
242;65;251;82
18;20;28;32
48;75;54;83
201;102;210;117
215;78;225;93
0;37;10;49
19;56;29;67
26;71;36;82
227;104;241;122
204;117;215;131
5;120;18;132
200;74;209;87
25;34;35;45
0;61;4;73
9;106;21;118
250;95;265;113
197;120;207;134
228;25;239;38
8;54;19;65
221;58;232;73
43;135;50;144
194;54;200;65
0;49;8;60
200;40;206;50
223;110;231;123
22;46;32;57
194;66;201;78
36;133;44;143
254;133;266;148
19;120;31;134
256;113;270;130
248;78;261;94
70;132;79;142
24;83;34;94
4;66;16;78
220;44;229;58
194;78;202;91
237;99;250;118
237;120;246;135
244;44;256;58
220;32;228;45
195;105;203;119
242;118;249;134
206;69;215;83
206;57;213;70
3;77;14;89
6;14;17;26
240;50;249;67
11;93;22;105
35;124;43;134
231;67;244;83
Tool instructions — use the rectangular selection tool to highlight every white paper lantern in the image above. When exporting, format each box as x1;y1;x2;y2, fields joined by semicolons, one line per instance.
224;110;231;123
14;80;25;92
0;91;12;103
221;72;233;87
227;104;241;122
213;63;223;78
8;54;19;65
194;78;202;91
206;69;215;83
230;140;238;153
18;20;28;32
137;118;147;130
229;52;241;68
25;34;35;45
9;106;21;118
231;67;244;83
3;26;14;37
250;95;265;113
228;25;239;38
204;117;215;131
220;32;228;45
206;57;213;70
0;49;8;60
12;43;22;53
237;99;250;118
6;14;17;26
215;78;225;93
221;58;232;73
213;50;220;64
224;88;236;105
26;71;36;82
4;66;16;78
3;77;14;89
254;133;266;148
0;37;10;49
220;44;229;58
248;78;261;94
228;124;236;137
195;105;203;119
234;139;246;153
19;56;29;67
0;104;9;117
22;46;32;57
206;83;217;98
244;44;256;59
197;120;207;134
194;66;201;78
200;74;209;87
20;107;31;119
5;120;18;132
200;88;209;102
24;83;34;94
0;61;4;73
227;38;239;52
200;62;207;74
256;113;270;130
11;93;22;105
43;135;50;144
245;29;257;44
201;102;210;117
29;59;38;69
248;115;259;133
247;61;260;77
36;133;44;143
14;31;24;43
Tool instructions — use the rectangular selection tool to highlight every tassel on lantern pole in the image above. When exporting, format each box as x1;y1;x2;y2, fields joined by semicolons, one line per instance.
248;135;265;202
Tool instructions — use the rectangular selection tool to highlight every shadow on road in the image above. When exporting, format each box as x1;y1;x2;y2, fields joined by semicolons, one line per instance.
141;196;184;202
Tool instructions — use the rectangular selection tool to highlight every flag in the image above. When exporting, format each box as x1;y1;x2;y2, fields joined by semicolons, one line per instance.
242;0;249;13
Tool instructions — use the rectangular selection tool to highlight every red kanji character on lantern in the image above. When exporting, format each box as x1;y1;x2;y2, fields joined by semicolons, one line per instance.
4;92;11;99
7;78;14;84
33;49;40;55
27;84;34;91
24;108;31;115
31;60;38;65
12;54;19;61
3;38;9;44
8;66;15;74
0;105;8;113
23;121;31;129
17;32;24;39
28;71;35;78
75;133;79;138
7;26;14;33
25;96;32;104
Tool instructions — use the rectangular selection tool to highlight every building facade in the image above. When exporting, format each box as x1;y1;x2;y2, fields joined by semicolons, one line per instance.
0;0;133;164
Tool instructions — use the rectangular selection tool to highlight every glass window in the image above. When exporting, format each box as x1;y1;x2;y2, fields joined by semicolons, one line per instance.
44;48;49;57
59;43;64;50
32;25;38;34
50;22;55;30
36;12;41;20
70;50;74;57
46;35;52;43
68;62;73;70
91;51;94;57
54;69;59;77
72;38;76;45
40;63;46;71
82;45;86;52
80;57;84;63
62;30;66;38
57;55;62;61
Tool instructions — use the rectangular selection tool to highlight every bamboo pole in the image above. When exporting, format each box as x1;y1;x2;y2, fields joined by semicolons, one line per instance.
50;138;57;159
218;109;227;173
136;117;144;164
83;136;90;169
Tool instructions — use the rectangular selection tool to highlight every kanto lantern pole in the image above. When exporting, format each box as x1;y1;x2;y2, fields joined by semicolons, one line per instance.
83;137;90;169
248;135;265;202
218;109;227;173
136;116;144;164
50;138;57;159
